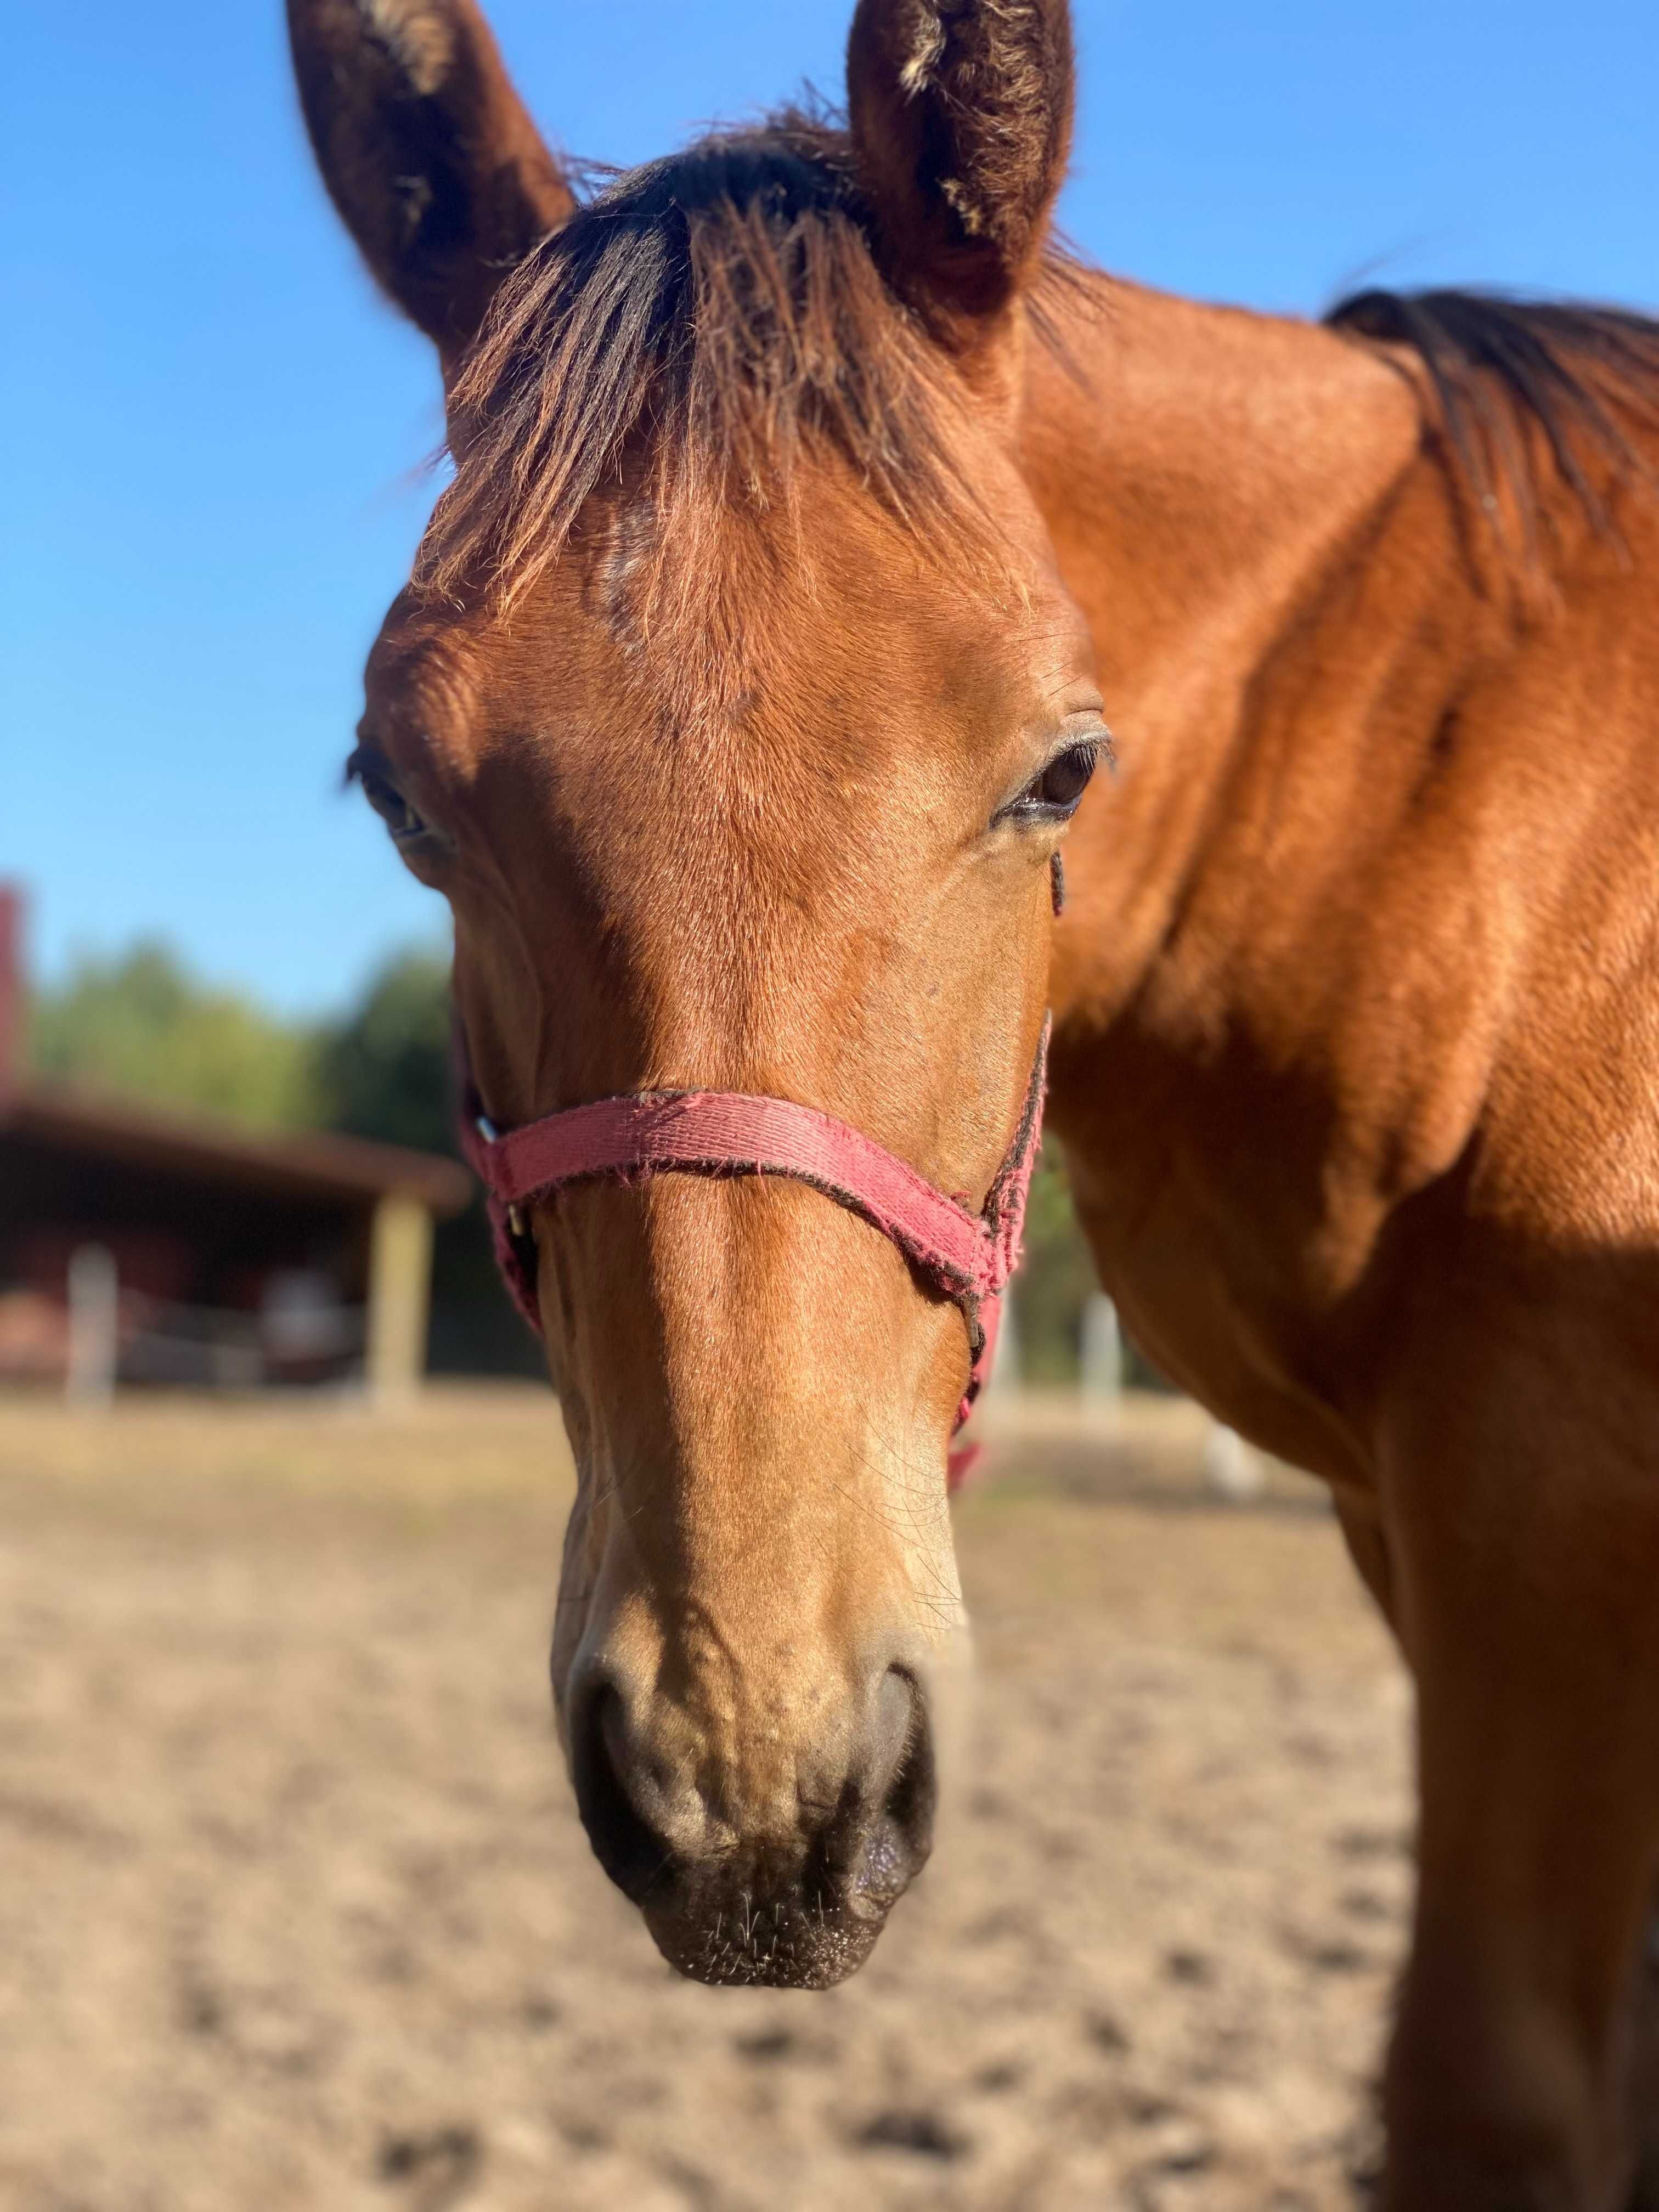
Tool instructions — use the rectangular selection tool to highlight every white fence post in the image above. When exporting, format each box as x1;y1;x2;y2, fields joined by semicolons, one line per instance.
989;1287;1021;1393
1080;1292;1122;1407
1203;1420;1265;1500
66;1244;118;1407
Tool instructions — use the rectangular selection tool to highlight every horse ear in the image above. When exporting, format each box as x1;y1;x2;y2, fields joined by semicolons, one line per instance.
846;0;1074;343
287;0;575;361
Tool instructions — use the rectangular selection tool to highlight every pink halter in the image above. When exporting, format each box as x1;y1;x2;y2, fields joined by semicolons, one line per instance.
458;1025;1048;1492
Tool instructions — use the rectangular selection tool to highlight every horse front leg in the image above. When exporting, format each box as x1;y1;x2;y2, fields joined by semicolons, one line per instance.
1378;1411;1659;2212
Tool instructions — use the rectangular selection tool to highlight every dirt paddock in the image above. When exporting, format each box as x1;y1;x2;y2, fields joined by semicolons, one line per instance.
0;1387;1408;2212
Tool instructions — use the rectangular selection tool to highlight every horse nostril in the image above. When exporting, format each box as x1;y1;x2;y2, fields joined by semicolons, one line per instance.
570;1683;674;1905
882;1667;936;1847
844;1665;936;1917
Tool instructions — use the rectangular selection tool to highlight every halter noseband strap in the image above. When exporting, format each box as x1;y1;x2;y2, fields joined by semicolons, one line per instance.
457;1023;1049;1493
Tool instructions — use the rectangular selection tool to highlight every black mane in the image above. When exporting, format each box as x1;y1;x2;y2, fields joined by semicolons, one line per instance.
1327;286;1659;546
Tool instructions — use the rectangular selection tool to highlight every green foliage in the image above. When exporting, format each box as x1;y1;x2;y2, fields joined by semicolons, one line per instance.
313;949;453;1155
29;942;319;1131
1015;1144;1102;1383
312;947;542;1376
1014;1146;1170;1391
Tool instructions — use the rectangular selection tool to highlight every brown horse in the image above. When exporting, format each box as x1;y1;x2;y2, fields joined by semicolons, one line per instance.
287;1;1659;2200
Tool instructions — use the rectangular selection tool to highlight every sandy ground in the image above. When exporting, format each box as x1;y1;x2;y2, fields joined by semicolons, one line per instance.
0;1387;1409;2212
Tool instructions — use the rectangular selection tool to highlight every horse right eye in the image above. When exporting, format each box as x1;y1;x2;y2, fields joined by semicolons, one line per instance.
346;746;434;846
362;770;429;843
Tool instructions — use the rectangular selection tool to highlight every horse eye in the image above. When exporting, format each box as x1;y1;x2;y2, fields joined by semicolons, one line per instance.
1005;738;1101;825
350;753;431;844
365;773;428;842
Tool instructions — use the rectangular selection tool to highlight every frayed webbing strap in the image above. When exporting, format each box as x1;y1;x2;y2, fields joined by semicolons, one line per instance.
458;1023;1048;1491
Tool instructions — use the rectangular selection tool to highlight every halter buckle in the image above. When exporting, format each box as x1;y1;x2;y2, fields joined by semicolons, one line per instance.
475;1115;527;1238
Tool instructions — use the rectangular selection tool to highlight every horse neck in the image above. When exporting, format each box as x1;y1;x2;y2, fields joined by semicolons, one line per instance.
1020;274;1452;1017
1013;277;1500;1455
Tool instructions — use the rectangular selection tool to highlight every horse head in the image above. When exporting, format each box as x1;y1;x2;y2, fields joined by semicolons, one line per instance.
288;0;1099;1987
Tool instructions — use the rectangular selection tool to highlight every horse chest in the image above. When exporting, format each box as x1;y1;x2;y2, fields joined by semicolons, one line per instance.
1049;1003;1456;1490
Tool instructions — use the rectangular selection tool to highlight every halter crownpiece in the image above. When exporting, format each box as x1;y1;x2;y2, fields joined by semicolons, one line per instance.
456;1022;1049;1493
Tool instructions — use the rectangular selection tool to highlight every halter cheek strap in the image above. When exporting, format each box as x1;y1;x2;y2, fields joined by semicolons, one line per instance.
456;1024;1049;1493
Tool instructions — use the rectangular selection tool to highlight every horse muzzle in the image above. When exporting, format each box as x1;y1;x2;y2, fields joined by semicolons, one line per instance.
565;1652;938;1988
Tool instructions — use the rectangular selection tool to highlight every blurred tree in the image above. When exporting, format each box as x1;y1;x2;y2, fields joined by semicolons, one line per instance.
29;941;318;1130
1014;1142;1170;1391
313;949;542;1377
313;947;452;1155
1015;1143;1102;1384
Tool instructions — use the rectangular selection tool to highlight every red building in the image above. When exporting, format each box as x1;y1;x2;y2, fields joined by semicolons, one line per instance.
0;888;469;1394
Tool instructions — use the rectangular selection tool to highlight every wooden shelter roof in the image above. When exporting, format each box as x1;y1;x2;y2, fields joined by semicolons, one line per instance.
0;1079;472;1217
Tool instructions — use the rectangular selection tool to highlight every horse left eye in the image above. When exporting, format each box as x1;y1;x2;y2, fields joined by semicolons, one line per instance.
1006;738;1101;825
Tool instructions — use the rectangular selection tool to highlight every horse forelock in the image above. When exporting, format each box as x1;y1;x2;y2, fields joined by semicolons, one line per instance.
415;109;1076;619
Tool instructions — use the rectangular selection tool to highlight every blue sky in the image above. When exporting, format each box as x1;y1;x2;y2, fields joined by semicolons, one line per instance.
6;1;1655;1015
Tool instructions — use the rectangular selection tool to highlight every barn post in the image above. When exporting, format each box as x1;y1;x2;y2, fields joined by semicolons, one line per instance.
66;1244;119;1406
365;1193;433;1403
